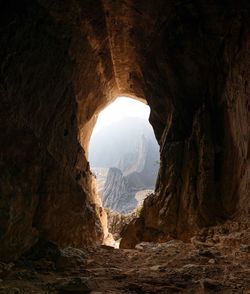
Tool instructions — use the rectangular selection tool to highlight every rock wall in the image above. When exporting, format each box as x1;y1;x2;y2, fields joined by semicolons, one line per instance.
105;209;137;240
0;0;249;257
121;2;250;247
0;0;116;260
102;167;137;213
218;22;250;220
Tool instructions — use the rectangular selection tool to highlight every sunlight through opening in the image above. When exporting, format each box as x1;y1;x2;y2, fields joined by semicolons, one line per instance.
89;96;160;216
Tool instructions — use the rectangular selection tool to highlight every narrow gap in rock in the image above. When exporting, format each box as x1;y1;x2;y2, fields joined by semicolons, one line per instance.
89;96;160;246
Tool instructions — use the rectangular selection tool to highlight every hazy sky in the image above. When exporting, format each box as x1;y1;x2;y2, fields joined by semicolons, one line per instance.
92;96;150;134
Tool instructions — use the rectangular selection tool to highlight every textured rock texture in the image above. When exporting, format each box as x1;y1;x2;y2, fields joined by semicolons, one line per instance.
0;0;249;258
102;167;137;213
118;1;250;247
0;0;115;260
0;226;249;293
105;208;137;240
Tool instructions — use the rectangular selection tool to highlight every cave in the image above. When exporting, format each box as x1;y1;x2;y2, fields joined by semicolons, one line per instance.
0;0;249;292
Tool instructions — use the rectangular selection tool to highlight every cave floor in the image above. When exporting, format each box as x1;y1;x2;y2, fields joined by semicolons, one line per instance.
0;229;249;294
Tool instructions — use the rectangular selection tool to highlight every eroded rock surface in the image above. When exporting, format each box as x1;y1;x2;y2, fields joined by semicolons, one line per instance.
0;227;249;293
0;0;249;260
105;209;137;241
102;167;137;214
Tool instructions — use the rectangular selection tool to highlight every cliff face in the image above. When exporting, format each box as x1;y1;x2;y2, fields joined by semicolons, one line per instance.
102;168;136;213
89;117;159;172
91;118;159;213
125;135;159;189
0;0;249;258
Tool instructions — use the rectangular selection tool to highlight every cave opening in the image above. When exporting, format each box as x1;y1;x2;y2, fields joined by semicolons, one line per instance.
88;96;160;241
0;1;249;291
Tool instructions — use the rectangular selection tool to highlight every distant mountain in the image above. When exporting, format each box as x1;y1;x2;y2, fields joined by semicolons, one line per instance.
89;117;158;169
102;167;137;213
89;116;160;213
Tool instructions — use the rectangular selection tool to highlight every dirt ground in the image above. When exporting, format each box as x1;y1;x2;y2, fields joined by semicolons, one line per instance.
0;225;249;294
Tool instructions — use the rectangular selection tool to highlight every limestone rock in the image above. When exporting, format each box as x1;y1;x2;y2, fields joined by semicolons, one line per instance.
105;209;137;240
0;0;249;259
102;168;135;213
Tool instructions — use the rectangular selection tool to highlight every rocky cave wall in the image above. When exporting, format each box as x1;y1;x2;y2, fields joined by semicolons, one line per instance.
120;1;250;247
0;0;249;259
0;0;118;261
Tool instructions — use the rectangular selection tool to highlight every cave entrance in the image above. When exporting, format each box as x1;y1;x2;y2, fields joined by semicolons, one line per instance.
89;96;160;239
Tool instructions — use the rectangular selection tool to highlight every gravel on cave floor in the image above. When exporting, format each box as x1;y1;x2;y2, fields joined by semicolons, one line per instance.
0;229;249;294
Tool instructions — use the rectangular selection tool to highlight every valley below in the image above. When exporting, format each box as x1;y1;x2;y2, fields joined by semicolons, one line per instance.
89;117;159;214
